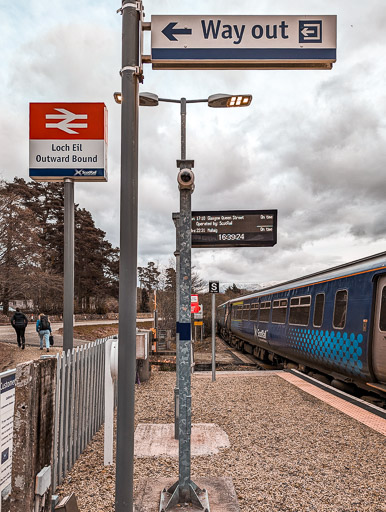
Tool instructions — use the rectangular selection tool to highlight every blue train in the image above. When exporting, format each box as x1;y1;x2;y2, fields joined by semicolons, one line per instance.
217;252;386;397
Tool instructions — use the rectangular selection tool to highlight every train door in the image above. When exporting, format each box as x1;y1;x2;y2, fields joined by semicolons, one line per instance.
225;304;232;331
372;275;386;383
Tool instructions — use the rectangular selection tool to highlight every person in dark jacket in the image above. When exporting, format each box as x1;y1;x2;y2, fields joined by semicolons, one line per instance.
10;308;28;349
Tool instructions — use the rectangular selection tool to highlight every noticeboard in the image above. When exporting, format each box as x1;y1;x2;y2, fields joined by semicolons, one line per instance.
0;370;16;503
192;210;277;248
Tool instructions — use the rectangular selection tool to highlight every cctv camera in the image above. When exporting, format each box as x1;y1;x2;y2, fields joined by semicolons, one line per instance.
177;168;195;190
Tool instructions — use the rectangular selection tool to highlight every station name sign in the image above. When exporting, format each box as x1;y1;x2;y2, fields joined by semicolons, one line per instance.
151;15;336;70
29;102;108;182
191;210;277;248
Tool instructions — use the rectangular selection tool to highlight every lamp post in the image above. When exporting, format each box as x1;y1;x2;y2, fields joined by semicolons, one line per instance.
115;90;252;510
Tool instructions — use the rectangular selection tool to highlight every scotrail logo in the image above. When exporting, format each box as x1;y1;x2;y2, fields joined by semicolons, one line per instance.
254;325;268;340
299;20;322;43
74;170;98;176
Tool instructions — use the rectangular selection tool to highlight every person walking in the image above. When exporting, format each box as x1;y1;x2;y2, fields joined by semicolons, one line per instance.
36;313;52;352
36;314;44;349
10;308;28;349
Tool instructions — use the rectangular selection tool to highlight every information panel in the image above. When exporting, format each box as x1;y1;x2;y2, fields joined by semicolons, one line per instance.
0;370;15;508
192;210;277;248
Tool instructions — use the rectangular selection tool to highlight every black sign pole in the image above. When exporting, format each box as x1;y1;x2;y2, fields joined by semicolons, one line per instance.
209;281;219;382
212;292;216;382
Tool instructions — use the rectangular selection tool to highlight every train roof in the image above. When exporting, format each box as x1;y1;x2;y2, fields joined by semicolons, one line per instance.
220;251;386;306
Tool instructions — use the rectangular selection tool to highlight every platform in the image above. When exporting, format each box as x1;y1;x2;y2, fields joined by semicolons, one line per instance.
57;370;386;511
279;370;386;435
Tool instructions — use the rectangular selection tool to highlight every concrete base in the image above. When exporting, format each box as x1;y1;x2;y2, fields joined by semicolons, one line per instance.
134;423;230;457
135;477;239;512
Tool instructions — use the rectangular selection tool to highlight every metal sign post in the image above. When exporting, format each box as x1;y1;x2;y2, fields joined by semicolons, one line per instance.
209;281;220;382
115;1;141;511
173;212;180;440
63;179;74;352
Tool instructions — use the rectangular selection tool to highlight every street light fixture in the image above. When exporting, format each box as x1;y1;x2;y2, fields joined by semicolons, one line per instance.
114;91;253;109
208;93;252;108
113;92;122;104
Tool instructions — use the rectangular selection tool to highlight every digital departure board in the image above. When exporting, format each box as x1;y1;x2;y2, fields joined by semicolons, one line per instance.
191;210;277;248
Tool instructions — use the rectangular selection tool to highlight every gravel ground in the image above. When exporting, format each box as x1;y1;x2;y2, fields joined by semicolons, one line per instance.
57;372;386;512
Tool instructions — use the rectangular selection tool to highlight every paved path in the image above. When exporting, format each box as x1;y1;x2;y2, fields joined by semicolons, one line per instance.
0;319;120;347
0;318;154;347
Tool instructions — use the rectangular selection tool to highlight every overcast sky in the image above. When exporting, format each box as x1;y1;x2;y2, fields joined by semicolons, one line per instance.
1;0;386;288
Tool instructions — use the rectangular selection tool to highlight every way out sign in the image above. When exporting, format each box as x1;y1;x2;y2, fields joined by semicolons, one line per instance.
29;103;108;182
151;15;336;70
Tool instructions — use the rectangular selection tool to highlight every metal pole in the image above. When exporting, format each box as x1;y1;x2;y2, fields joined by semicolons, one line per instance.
116;1;140;510
212;293;216;382
178;97;191;499
161;99;209;510
63;179;74;352
181;98;186;160
173;213;180;440
172;96;187;442
178;185;192;501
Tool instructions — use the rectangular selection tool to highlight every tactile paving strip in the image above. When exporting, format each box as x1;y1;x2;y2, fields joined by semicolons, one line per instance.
279;372;386;436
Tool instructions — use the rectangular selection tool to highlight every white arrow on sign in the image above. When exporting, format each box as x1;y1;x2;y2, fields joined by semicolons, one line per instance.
301;24;320;39
45;108;88;134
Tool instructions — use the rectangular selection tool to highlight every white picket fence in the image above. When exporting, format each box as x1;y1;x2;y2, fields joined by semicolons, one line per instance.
52;339;107;490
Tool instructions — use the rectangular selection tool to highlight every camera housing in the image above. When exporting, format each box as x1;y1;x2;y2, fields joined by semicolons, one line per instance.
177;168;195;190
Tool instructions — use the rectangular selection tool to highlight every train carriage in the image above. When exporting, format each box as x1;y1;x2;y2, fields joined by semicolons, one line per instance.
217;252;386;395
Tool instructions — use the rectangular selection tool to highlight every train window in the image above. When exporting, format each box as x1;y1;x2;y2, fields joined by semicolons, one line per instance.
380;287;386;331
260;301;271;322
333;290;348;329
250;303;259;322
289;295;311;325
241;304;250;320
272;299;288;324
313;293;325;327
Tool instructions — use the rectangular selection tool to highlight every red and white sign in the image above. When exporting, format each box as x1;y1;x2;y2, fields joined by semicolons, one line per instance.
29;102;108;182
194;304;203;320
191;294;199;314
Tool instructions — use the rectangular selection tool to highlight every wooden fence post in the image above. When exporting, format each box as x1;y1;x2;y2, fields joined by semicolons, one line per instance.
10;358;56;512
